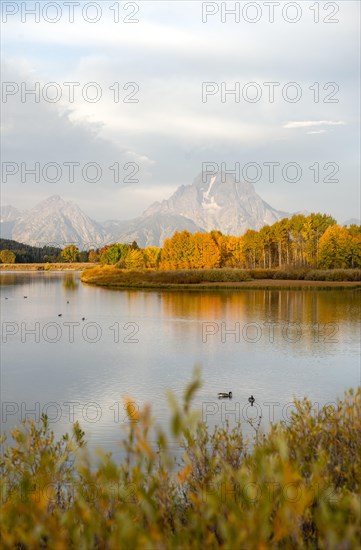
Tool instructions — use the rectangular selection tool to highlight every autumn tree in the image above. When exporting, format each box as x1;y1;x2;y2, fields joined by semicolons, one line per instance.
78;251;89;262
191;232;221;269
125;249;146;269
318;225;352;268
272;219;291;267
88;249;99;263
242;230;262;269
347;225;361;268
259;225;275;268
160;231;195;270
160;231;221;269
208;231;243;267
61;245;79;263
144;247;161;269
287;214;307;266
100;244;129;266
0;250;16;263
219;235;244;267
302;213;336;266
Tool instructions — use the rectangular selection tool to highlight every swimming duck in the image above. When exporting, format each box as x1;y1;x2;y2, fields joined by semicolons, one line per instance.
218;391;232;398
248;395;255;406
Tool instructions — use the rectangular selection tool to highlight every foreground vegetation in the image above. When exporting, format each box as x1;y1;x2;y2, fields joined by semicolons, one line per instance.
1;375;360;548
81;266;361;289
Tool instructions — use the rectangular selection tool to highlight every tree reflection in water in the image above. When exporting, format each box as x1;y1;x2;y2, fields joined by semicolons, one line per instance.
63;273;78;291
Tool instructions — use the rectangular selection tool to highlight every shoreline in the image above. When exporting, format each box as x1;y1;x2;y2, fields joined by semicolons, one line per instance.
1;264;359;289
0;263;97;271
81;279;361;291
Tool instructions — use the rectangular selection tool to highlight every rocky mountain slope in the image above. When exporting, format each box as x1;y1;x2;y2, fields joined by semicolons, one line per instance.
1;195;108;248
141;172;289;236
1;173;291;247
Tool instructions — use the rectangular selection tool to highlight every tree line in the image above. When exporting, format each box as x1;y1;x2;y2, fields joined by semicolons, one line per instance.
1;214;360;269
95;213;360;270
0;239;63;264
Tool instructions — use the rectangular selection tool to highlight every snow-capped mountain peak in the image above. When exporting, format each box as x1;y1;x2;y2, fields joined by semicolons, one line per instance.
2;172;291;247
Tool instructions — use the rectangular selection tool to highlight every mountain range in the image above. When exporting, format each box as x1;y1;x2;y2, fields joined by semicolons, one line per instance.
0;172;315;248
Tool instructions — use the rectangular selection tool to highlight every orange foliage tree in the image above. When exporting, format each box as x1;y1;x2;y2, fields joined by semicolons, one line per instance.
160;231;221;269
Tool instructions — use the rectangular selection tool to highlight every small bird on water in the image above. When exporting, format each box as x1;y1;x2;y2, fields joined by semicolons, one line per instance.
58;314;62;317
248;395;255;406
218;391;232;398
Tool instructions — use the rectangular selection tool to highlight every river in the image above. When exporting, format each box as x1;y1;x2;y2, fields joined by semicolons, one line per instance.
1;271;360;459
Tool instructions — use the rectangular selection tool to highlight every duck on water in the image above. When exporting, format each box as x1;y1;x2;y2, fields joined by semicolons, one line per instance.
217;392;256;404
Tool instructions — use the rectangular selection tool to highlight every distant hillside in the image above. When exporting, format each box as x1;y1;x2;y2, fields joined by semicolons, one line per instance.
1;195;108;248
0;239;62;263
343;218;361;227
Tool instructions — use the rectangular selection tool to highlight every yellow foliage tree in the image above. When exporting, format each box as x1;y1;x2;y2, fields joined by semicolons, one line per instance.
0;250;16;264
318;225;352;268
143;247;161;269
125;249;146;270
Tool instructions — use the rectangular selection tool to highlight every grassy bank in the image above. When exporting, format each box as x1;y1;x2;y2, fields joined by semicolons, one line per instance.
1;375;360;548
80;266;361;290
0;262;97;271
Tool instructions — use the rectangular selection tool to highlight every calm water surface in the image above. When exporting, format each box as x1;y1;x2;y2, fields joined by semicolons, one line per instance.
1;272;360;458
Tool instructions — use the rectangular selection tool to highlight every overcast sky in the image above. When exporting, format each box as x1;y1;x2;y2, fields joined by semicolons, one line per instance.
1;0;360;223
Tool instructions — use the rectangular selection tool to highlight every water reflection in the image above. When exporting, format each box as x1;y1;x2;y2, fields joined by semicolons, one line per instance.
161;289;360;326
160;290;358;352
63;273;79;291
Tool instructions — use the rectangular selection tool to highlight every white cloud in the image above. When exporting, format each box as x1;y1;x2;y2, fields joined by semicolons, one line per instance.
1;1;360;223
283;121;346;129
306;130;327;135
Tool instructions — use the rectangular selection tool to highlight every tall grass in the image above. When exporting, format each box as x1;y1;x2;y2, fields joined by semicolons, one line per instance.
81;266;361;288
305;269;361;281
81;267;252;286
1;373;360;549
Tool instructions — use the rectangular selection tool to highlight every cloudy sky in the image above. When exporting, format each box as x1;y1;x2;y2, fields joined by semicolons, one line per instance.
1;0;360;223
